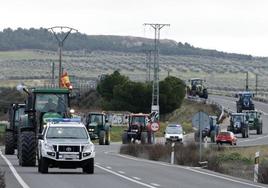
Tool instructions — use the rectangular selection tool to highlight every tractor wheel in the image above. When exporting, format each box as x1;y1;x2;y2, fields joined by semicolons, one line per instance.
242;129;246;138
38;157;48;174
105;130;111;145
83;158;94;174
141;132;148;144
210;130;216;143
5;131;15;155
99;130;105;145
122;132;129;144
19;131;36;166
257;127;261;135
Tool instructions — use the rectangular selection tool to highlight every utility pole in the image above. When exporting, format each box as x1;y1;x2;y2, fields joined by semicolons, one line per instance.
256;74;258;96
51;62;55;86
144;49;153;82
48;26;78;87
246;72;249;91
144;23;170;116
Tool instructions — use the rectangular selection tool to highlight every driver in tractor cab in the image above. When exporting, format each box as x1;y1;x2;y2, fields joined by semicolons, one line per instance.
43;98;57;112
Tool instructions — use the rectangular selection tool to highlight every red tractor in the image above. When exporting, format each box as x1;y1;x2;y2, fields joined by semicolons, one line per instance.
122;113;155;144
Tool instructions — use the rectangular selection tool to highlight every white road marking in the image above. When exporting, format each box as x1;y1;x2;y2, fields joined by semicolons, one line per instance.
116;154;267;188
106;166;112;169
132;176;141;180
96;165;156;188
118;171;125;174
150;183;160;187
0;151;30;188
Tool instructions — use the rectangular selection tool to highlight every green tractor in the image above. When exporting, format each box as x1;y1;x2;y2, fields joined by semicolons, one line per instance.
86;112;111;145
18;88;71;166
5;103;25;155
227;113;249;138
245;110;262;135
187;78;208;99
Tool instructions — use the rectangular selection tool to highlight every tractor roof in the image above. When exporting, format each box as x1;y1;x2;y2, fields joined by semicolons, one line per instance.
190;78;202;81
130;113;149;117
32;88;69;94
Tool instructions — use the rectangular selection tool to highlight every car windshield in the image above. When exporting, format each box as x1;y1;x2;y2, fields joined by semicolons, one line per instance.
35;93;68;113
233;115;242;122
131;116;146;126
46;127;88;139
219;132;231;136
166;125;182;134
88;114;103;125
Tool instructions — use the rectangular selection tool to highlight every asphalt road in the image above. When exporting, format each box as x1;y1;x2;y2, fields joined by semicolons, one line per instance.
209;95;268;146
0;143;267;188
1;95;268;188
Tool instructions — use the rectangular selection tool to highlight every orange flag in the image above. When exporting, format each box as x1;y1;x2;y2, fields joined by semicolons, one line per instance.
60;72;71;88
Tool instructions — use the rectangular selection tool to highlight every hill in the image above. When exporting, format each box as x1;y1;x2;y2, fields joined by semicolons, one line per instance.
0;28;252;60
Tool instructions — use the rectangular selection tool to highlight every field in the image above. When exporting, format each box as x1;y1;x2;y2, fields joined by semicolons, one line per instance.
1;49;268;98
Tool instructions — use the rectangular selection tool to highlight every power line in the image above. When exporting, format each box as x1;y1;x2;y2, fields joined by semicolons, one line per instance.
144;23;170;116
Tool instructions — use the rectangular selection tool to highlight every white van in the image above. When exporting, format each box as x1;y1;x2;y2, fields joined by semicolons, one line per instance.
164;124;184;144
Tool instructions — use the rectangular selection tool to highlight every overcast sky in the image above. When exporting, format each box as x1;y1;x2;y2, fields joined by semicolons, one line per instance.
1;0;268;56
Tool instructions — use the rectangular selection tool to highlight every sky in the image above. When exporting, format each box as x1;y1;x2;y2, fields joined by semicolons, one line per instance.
1;0;268;56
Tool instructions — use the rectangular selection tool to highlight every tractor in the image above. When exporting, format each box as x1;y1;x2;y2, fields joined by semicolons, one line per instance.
122;113;153;144
18;88;71;166
227;113;249;138
187;78;208;99
194;116;220;142
245;110;262;135
5;103;25;155
86;112;111;145
236;91;254;113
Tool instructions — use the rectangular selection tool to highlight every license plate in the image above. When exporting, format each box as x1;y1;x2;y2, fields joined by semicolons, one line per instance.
64;154;77;159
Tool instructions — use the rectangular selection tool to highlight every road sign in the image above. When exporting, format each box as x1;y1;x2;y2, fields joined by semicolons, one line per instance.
192;111;210;129
150;122;160;132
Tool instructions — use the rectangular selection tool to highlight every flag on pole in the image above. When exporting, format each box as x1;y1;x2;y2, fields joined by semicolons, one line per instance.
60;72;71;88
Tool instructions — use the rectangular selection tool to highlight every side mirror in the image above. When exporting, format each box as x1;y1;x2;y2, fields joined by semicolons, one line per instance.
38;134;44;140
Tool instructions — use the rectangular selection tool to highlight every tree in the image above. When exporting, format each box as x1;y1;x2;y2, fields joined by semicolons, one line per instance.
159;76;186;114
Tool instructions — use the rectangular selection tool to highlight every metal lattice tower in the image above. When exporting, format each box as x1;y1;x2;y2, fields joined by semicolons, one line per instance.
144;49;153;82
144;23;170;115
47;26;78;87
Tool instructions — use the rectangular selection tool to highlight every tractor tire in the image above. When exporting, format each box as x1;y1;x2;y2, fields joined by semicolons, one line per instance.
19;131;36;166
141;132;148;144
5;131;15;155
38;157;48;173
105;130;111;145
242;128;246;138
257;127;261;135
99;130;105;145
122;132;129;144
210;130;216;143
83;158;94;174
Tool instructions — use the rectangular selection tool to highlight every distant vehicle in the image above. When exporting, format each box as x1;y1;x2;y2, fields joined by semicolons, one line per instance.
194;116;220;143
122;113;154;144
236;91;254;113
37;118;95;174
216;131;237;145
86;112;111;145
5;103;25;155
227;113;249;138
245;110;263;135
164;124;184;144
187;78;208;99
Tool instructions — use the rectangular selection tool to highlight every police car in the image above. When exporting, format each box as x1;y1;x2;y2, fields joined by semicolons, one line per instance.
37;118;95;174
164;124;184;144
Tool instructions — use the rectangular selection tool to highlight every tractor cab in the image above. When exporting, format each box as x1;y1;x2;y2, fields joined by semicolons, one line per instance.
236;91;254;112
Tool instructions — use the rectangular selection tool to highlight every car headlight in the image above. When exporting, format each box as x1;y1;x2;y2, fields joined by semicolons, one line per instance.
44;143;54;151
83;143;94;152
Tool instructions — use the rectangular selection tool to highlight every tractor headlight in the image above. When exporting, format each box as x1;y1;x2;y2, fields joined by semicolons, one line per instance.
44;143;54;151
83;143;94;152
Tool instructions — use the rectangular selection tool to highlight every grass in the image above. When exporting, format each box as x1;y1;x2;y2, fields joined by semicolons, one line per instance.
111;126;126;142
